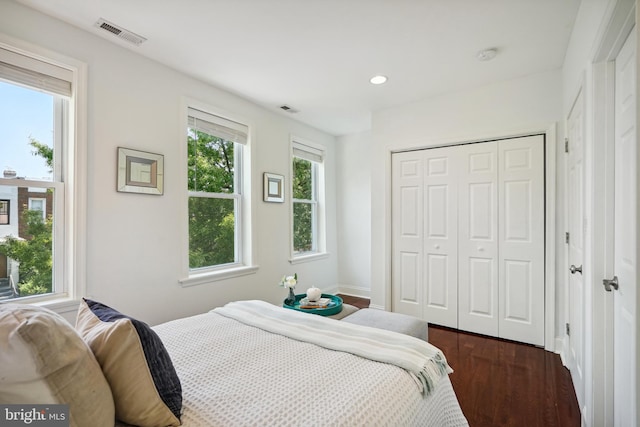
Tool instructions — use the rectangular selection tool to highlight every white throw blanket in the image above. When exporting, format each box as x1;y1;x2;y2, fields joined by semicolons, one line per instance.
212;300;453;396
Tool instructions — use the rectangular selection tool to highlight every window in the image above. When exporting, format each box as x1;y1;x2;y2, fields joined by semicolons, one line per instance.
28;198;46;219
291;139;326;260
0;200;8;224
0;43;84;302
186;107;248;273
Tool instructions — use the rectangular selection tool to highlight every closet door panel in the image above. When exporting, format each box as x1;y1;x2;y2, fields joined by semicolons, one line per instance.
423;148;458;327
458;142;499;336
392;151;424;318
498;136;545;346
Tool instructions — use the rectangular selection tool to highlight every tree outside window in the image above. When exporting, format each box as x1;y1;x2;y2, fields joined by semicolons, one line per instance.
292;157;315;253
187;108;247;271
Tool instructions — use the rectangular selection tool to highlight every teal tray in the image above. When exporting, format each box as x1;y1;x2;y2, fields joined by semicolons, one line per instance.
283;293;343;316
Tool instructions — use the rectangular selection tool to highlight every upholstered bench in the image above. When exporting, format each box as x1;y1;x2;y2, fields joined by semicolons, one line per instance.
341;308;428;341
327;303;359;320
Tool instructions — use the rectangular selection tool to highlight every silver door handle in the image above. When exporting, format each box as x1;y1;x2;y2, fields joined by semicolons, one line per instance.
570;264;583;274
602;276;619;292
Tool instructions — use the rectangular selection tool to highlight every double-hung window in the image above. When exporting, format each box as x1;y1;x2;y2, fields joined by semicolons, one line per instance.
0;44;82;302
291;139;326;261
186;107;249;275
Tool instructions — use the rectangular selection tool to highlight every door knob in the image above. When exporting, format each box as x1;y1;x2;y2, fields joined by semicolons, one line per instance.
602;276;619;292
570;265;583;274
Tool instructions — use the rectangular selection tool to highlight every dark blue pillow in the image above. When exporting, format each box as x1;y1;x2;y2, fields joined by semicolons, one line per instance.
76;298;182;426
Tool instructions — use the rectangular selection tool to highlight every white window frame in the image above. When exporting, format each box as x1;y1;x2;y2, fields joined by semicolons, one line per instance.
290;136;327;264
28;197;47;219
0;37;87;311
180;101;256;287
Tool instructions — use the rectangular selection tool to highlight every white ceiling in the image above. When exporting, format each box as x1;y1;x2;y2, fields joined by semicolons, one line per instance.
17;0;581;136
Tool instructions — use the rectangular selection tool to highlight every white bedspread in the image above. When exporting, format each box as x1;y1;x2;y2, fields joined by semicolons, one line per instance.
141;304;468;427
213;300;452;396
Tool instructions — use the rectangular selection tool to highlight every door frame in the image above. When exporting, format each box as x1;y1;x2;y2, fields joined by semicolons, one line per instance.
564;84;586;420
591;0;636;425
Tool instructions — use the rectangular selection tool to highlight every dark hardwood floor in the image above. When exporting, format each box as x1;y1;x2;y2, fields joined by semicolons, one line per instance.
337;294;581;427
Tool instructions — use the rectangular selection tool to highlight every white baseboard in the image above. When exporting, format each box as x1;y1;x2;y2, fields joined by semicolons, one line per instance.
335;284;370;299
555;336;567;367
323;285;340;295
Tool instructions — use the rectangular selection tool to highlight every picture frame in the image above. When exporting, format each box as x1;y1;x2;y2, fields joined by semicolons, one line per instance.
117;147;164;195
263;172;284;202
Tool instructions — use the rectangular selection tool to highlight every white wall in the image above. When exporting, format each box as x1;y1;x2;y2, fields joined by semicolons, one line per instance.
368;69;563;316
0;1;338;325
336;131;372;297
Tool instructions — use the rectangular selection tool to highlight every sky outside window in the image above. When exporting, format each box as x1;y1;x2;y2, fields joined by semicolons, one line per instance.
0;80;53;180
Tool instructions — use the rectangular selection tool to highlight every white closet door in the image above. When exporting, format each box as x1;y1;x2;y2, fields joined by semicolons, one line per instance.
498;136;545;346
423;147;459;328
458;142;499;337
392;151;424;318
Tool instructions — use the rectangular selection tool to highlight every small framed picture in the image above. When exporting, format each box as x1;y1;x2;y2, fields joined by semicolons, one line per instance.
117;147;164;195
263;172;284;202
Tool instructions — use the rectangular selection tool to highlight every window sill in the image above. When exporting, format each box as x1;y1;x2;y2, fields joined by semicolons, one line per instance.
289;252;330;265
0;294;80;315
180;265;259;288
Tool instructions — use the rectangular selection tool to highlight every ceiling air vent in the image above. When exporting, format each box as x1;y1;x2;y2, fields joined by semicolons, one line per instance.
280;105;299;114
95;18;147;46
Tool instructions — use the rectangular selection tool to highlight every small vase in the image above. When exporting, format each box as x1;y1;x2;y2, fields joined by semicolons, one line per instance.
285;287;296;305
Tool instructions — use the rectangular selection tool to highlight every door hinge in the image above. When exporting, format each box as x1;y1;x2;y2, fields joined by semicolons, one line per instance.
565;232;570;244
565;138;569;153
566;323;570;336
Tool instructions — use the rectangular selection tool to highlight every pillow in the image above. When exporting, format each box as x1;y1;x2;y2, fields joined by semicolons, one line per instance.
0;303;115;427
75;298;182;427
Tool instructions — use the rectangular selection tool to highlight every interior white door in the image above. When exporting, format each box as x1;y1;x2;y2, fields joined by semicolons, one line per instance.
613;26;636;427
566;88;585;414
391;150;424;318
423;147;458;328
458;142;499;337
498;136;545;346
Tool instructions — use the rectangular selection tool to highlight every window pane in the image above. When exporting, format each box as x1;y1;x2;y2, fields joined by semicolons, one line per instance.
0;185;54;299
0;200;8;225
293;202;313;253
187;129;235;194
0;81;55;181
188;196;235;268
293;157;312;200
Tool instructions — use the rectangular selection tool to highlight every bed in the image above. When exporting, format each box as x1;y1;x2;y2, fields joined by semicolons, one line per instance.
0;299;469;427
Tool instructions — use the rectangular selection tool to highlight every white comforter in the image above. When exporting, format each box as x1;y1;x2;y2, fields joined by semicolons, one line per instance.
148;304;468;426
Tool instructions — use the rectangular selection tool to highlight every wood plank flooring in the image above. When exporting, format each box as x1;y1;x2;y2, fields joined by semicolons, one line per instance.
337;294;581;427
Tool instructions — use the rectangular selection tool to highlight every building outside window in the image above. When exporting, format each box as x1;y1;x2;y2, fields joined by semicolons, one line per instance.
291;139;326;259
186;107;248;272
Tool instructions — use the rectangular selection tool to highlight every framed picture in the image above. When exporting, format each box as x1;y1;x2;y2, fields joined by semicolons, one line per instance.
117;147;164;195
263;172;284;202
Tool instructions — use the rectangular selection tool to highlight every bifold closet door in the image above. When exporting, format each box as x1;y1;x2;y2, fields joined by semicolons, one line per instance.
422;148;458;328
497;136;545;346
457;142;500;337
391;136;545;346
392;151;424;319
392;149;458;326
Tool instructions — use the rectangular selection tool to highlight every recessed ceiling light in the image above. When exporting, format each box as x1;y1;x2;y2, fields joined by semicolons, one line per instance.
370;75;388;85
476;48;497;61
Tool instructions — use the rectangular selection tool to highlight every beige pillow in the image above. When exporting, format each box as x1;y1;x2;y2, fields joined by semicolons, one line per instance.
0;303;115;427
76;298;182;427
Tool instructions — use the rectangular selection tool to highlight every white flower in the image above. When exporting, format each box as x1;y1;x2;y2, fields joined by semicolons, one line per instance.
280;273;297;289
